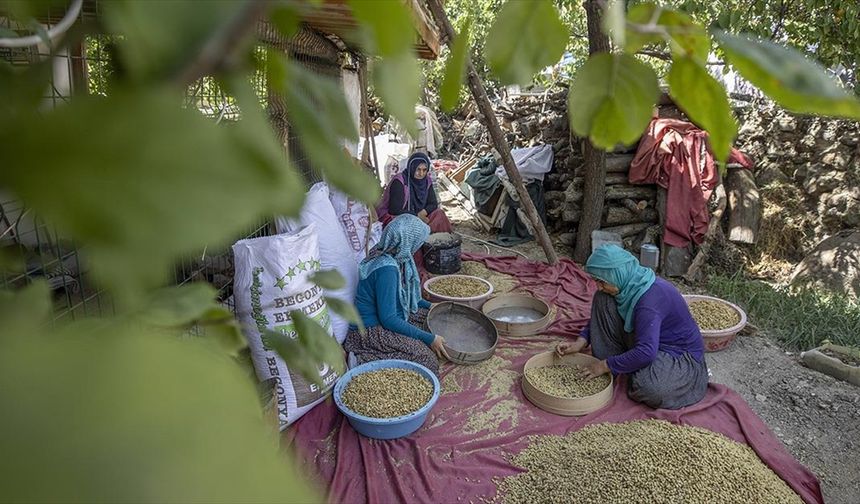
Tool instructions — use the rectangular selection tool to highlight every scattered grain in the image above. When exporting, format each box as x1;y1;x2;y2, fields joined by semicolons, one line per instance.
340;368;433;418
460;261;518;294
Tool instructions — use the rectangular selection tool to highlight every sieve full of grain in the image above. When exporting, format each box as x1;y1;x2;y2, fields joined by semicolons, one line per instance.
525;365;610;398
429;276;489;298
498;419;803;504
689;299;741;331
340;368;433;418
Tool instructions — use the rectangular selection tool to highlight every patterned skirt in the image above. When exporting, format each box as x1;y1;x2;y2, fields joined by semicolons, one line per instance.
343;308;439;375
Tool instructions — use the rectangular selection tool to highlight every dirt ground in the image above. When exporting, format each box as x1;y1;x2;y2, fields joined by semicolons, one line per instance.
440;190;860;503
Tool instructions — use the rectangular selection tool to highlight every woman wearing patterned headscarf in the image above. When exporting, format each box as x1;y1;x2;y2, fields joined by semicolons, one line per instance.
344;214;450;375
555;244;708;409
376;152;453;234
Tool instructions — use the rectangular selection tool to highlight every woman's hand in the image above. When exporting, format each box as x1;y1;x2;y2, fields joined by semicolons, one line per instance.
417;209;429;223
555;337;587;357
431;335;451;360
584;359;610;380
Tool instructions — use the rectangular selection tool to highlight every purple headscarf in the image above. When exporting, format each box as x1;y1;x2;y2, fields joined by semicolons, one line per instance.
405;152;432;213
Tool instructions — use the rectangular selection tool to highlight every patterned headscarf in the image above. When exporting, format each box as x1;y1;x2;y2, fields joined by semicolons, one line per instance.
586;244;656;332
359;214;430;316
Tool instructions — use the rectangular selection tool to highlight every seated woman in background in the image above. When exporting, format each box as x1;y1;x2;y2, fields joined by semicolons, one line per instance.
377;152;453;234
555;244;708;410
344;214;450;375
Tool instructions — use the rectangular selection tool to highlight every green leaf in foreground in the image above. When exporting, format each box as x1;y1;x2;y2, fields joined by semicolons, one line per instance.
668;58;738;164
0;320;316;502
485;0;568;86
270;53;381;205
102;0;248;81
0;89;305;306
625;3;710;62
715;31;860;120
604;0;627;50
349;0;421;136
372;52;422;138
310;269;346;290
133;283;245;355
325;296;364;333
263;311;344;386
440;17;471;113
568;53;660;149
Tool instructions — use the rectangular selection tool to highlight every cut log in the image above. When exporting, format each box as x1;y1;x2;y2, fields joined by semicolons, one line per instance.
606;154;634;173
726;167;761;244
603;207;659;226
571;174;629;186
622;198;648;214
602;222;652;238
605;185;657;200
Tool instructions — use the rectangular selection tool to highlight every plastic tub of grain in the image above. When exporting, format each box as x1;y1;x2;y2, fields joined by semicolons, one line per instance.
683;294;747;352
521;351;614;416
427;302;498;365
423;274;493;309
481;294;552;337
334;359;440;440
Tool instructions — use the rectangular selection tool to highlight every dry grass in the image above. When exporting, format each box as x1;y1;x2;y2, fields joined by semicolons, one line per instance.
747;182;816;280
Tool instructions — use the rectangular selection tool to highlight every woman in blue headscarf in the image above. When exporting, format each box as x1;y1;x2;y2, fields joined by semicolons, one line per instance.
556;244;708;409
344;214;450;375
376;152;453;234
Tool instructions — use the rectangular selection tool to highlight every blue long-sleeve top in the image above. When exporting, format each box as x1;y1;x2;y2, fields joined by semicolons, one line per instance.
581;278;704;375
352;264;434;345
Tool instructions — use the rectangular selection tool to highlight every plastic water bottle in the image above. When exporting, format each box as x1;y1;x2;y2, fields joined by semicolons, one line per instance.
640;244;659;270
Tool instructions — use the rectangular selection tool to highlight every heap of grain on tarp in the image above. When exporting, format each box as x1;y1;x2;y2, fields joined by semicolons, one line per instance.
497;419;802;504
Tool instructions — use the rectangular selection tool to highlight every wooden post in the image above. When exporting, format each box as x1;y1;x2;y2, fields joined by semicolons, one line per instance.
427;0;558;264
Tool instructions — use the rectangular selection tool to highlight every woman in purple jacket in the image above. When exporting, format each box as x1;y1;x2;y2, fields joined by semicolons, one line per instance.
556;244;708;409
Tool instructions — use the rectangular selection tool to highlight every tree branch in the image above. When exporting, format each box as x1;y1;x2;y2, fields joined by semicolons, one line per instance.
175;0;270;87
637;49;725;66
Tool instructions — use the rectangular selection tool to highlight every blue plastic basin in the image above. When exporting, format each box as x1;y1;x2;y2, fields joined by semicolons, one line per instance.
333;359;440;440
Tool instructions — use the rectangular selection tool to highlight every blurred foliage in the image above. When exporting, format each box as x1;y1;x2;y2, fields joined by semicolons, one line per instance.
1;0;859;500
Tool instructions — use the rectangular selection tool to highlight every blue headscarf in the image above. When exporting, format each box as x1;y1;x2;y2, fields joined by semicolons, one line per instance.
405;152;432;213
585;244;656;332
359;214;430;316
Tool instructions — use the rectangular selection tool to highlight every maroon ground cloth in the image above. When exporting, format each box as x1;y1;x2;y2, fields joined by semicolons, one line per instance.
630;118;754;248
459;253;596;338
289;255;822;504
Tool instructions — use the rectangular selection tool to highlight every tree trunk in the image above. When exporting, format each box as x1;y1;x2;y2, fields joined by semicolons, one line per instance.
573;0;612;263
726;167;761;244
427;0;558;264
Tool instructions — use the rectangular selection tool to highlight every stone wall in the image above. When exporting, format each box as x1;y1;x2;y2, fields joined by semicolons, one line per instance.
737;105;860;235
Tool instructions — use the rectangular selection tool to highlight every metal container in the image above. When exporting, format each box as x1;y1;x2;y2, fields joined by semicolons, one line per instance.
482;294;552;337
427;302;498;365
640;244;660;270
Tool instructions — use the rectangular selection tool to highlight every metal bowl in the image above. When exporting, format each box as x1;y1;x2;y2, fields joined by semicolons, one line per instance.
427;302;498;365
